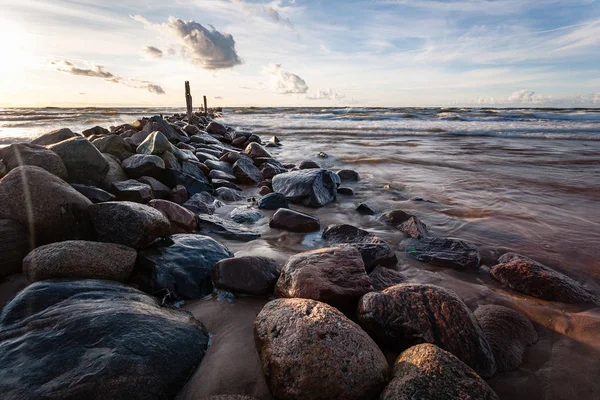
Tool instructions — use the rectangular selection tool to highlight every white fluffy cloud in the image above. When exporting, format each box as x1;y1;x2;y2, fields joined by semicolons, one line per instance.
508;89;543;103
306;88;345;100
52;60;165;94
143;45;163;58
263;64;308;94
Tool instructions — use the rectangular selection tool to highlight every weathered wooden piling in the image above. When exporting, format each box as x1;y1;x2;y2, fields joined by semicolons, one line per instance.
185;81;193;121
203;95;208;116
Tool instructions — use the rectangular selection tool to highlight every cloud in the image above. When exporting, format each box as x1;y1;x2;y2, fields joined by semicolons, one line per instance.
52;60;165;95
214;96;223;99
143;45;163;58
306;88;345;100
264;6;294;28
263;64;308;94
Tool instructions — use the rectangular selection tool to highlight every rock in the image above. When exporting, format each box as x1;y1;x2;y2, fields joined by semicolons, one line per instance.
405;237;480;270
232;136;247;148
0;143;68;180
144;115;187;143
167;169;214;197
356;202;377;215
0;160;5;178
269;208;320;233
220;151;251;164
0;166;92;246
184;192;219;214
89;201;171;249
71;183;115;203
132;234;232;301
379;210;429;238
22;240;137;283
322;224;397;272
474;305;537;372
380;344;499;400
254;298;389;400
162;151;181;169
168;185;188;204
92;135;134;160
212;256;280;296
111;179;153;203
337;187;354;195
317;151;328;158
182;161;208;181
48;137;109;183
299;160;320;169
244;142;271;159
199;396;259;400
230;207;262;224
271;169;338;207
233;158;261;184
379;209;412;225
205;160;234;175
138;176;171;198
216;187;244;201
275;247;373;310
337;169;359;182
269;135;281;145
258;186;272;196
206;121;228;136
122;154;166;179
148;199;198;234
0;279;209;400
82;125;110;137
209;169;236;181
191;133;222;145
489;252;597;304
260;163;287;180
197;214;261;242
183;124;201;135
0;220;29;279
257;192;288;210
31;127;79;146
213;179;242;191
369;266;407;291
100;153;129;188
357;283;496;378
137;131;172;156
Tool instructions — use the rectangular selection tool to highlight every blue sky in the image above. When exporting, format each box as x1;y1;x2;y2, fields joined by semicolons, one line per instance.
0;0;599;107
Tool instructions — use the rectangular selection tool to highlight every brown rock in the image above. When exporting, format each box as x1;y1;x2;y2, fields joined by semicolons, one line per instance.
31;127;79;146
269;208;320;233
212;256;280;296
258;186;272;196
254;298;389;400
379;210;429;238
380;344;499;400
337;169;360;182
111;179;153;203
22;240;137;283
243;142;271;159
298;160;320;169
168;185;188;204
148;199;197;234
0;143;68;180
0;220;30;279
48;136;110;184
369;266;407;291
275;247;373;310
100;153;129;189
357;283;496;378
92;135;134;161
405;237;480;270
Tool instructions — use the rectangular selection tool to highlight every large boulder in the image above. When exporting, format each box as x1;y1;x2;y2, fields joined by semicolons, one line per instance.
254;298;389;400
275;247;373;310
89;201;171;249
322;224;397;272
111;179;153;203
0;166;92;246
137;131;172;156
122;154;166;179
489;252;597;304
148;199;198;234
206;121;228;136
380;344;499;400
82;125;110;137
197;214;261;242
22;240;137;283
0;220;30;279
358;283;496;378
474;305;537;372
0;143;68;180
271;169;337;207
131;234;233;301
0;279;209;400
405;237;480;270
49;137;109;184
269;208;320;233
212;256;280;296
233;158;261;184
92;135;134;161
31;127;78;146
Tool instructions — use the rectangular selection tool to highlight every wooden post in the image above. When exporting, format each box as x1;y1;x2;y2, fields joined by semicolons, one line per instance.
185;81;193;121
203;95;208;116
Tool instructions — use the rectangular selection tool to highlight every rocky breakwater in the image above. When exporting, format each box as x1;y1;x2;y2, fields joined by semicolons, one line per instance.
0;110;597;400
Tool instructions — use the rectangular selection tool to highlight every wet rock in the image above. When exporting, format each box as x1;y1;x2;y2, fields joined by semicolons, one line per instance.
132;234;232;301
380;344;499;400
206;121;228;136
82;125;110;137
337;187;354;195
89;201;171;249
22;240;137;283
0;220;29;279
299;159;320;169
184;192;219;214
270;135;281;145
271;169;338;207
489;252;597;304
209;169;236;181
144;115;188;143
148;199;198;234
405;237;480;270
254;298;388;400
269;208;320;233
71;183;116;203
257;192;288;210
0;279;209;400
191;133;222;146
197;214;261;242
166;169;213;197
31;127;79;146
212;256;280;296
212;179;242;191
233;158;261;184
92;135;134;161
230;206;262;224
357;283;496;378
260;162;287;180
356;202;377;215
232;136;247;148
162;151;181;169
379;210;429;238
322;224;397;272
182;161;208;181
101;153;129;188
49;137;109;184
111;179;153;203
258;186;272;195
138;176;171;199
122;154;166;179
474;305;538;372
337;169;360;182
369;266;407;291
136;131;172;156
244;142;271;159
275;247;373;310
0;166;92;246
216;187;245;201
168;185;188;204
0;143;68;180
220;151;251;165
205;159;234;175
0;160;5;178
317;152;328;158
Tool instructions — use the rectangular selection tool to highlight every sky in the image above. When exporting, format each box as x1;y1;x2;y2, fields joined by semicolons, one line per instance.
0;0;599;107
